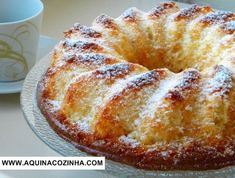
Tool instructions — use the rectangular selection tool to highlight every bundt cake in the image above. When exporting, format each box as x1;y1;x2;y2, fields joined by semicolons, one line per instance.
38;2;235;170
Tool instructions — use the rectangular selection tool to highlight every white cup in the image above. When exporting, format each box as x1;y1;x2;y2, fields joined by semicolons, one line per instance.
0;0;43;82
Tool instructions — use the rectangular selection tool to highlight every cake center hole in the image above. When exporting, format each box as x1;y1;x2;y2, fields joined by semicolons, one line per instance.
127;49;208;73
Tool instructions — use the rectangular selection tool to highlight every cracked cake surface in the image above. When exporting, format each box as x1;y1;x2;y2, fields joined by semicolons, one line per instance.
38;2;235;170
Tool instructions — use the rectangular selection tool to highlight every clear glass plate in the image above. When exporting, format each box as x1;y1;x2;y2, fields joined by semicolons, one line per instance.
21;54;235;178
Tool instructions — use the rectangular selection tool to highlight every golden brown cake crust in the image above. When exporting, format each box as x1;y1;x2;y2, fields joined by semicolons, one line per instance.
38;2;235;171
38;79;235;170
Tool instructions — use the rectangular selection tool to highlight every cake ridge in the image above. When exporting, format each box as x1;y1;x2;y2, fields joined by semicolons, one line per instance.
38;2;235;170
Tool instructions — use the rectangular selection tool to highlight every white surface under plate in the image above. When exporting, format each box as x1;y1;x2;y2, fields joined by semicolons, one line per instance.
21;54;235;178
0;35;58;94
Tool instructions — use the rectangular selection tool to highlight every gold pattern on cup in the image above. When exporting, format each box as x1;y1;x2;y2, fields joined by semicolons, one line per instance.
0;22;38;80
